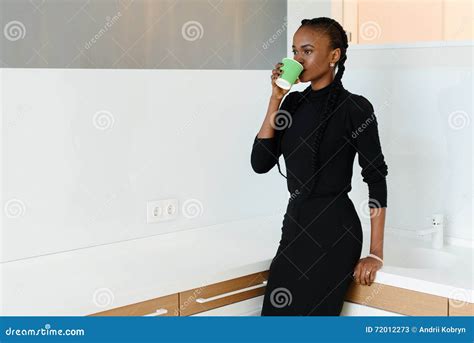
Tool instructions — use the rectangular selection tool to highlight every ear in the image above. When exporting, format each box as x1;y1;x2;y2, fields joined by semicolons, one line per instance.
331;47;341;65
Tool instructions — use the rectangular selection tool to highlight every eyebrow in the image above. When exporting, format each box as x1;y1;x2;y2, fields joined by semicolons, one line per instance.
292;44;314;48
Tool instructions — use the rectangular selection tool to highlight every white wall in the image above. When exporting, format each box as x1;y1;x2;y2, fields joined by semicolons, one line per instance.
1;69;289;262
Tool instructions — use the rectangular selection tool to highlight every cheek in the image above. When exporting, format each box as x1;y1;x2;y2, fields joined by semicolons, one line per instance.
303;56;318;69
305;57;328;74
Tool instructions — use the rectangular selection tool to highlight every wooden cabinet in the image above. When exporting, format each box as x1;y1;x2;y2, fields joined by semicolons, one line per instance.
345;281;448;316
191;295;264;316
87;271;268;316
89;293;179;317
448;298;474;316
179;271;269;316
87;270;472;317
332;0;473;44
341;300;406;316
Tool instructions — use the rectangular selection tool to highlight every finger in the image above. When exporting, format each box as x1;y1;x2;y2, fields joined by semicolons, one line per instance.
352;266;358;283
354;263;362;283
361;270;368;285
369;271;376;285
353;267;360;284
364;270;371;285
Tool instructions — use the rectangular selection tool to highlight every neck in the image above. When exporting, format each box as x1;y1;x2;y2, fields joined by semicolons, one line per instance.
310;73;336;91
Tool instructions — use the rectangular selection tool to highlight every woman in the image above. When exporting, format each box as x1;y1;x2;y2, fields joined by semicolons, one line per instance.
251;17;388;316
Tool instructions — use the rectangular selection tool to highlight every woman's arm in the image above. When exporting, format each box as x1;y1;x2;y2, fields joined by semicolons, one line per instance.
348;95;388;286
369;207;386;261
257;95;284;138
250;93;295;174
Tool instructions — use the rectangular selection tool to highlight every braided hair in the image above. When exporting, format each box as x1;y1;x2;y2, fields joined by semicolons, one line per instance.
276;17;349;194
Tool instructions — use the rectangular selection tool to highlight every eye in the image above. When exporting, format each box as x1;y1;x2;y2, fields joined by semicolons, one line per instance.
292;50;297;55
304;50;312;55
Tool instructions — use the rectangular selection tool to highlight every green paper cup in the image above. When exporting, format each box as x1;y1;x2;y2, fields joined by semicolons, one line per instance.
275;57;303;90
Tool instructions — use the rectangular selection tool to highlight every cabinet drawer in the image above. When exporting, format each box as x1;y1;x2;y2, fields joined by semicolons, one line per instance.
341;301;405;316
345;282;448;316
179;271;269;316
89;293;179;316
449;299;474;316
191;295;264;316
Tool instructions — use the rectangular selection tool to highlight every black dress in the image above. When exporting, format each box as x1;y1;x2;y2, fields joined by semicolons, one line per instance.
250;80;388;316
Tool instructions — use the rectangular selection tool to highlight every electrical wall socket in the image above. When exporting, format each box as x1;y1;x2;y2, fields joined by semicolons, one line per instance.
147;199;179;223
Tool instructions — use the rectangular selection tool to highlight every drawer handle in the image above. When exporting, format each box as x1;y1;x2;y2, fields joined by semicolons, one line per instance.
143;308;168;316
196;280;268;304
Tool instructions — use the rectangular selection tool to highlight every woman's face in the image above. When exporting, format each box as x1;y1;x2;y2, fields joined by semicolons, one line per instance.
292;27;340;83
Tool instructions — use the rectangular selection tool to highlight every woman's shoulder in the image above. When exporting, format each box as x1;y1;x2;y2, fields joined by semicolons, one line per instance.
341;89;375;116
279;90;302;111
283;90;301;102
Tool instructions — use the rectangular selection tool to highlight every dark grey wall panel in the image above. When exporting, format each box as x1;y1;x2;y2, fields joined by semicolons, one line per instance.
0;0;287;69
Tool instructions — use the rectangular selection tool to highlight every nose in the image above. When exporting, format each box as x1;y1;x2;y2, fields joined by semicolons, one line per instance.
294;56;304;65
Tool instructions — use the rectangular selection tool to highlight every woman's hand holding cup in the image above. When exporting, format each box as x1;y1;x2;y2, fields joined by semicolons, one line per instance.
271;58;302;100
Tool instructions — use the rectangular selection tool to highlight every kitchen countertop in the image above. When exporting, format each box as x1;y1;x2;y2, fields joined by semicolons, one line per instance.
1;215;472;316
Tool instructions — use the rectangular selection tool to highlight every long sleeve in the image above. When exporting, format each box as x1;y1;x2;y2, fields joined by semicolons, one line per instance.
348;95;388;208
250;93;296;174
